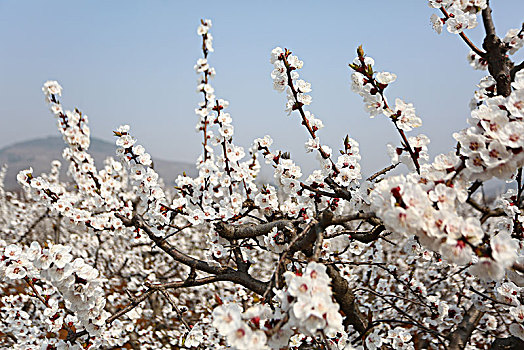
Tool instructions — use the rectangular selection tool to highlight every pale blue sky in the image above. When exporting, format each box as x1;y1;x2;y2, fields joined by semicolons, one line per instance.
0;0;522;176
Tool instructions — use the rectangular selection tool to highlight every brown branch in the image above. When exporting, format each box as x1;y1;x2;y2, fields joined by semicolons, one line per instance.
68;288;157;343
481;1;515;97
262;219;317;298
481;2;496;37
440;7;486;57
24;277;50;308
300;182;340;199
367;163;399;182
395;124;421;174
159;289;191;331
215;218;299;240
447;306;484;350
16;209;50;243
117;213;269;295
324;177;352;201
466;197;505;223
147;275;226;289
281;52;339;175
469;286;514;307
512;262;524;274
325;224;385;243
291;211;333;253
329;212;376;226
117;213;227;276
326;265;367;334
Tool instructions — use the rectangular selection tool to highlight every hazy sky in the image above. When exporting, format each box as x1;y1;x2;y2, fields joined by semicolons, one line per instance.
0;0;523;177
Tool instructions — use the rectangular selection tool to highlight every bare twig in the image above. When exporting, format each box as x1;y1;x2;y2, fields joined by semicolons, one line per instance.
367;163;399;182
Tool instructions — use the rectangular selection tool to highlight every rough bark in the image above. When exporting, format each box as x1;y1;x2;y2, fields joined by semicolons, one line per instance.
327;265;368;335
481;2;514;97
448;306;484;350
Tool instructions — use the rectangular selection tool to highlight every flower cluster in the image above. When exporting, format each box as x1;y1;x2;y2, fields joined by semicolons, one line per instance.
387;134;430;171
370;169;520;281
0;241;111;342
114;124;171;236
428;0;486;35
212;303;270;349
17;83;131;236
350;48;421;132
270;47;340;179
504;27;524;55
275;262;343;338
453;71;524;180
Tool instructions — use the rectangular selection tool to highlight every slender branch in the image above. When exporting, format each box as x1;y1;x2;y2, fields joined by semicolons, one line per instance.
281;52;340;175
469;286;514;307
300;182;340;199
440;7;486;57
466;197;505;223
108;289;155;324
147;275;226;290
325;224;385;243
16;209;49;243
215;218;299;240
367;163;399;182
329;212;376;226
117;213;227;276
395;124;420;174
24;277;50;308
159;289;191;331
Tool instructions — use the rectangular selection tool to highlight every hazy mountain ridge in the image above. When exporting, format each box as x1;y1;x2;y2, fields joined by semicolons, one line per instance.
0;136;197;190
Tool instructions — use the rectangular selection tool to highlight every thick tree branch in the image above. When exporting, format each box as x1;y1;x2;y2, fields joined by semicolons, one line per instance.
291;211;333;253
325;177;352;201
481;1;514;97
466;197;505;223
326;265;367;334
512;262;524;274
448;306;484;350
481;3;496;37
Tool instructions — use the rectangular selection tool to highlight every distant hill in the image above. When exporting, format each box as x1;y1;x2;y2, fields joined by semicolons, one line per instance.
0;136;197;191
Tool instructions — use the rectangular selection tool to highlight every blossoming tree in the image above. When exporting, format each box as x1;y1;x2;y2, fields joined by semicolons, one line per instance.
1;1;524;349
